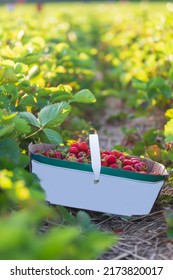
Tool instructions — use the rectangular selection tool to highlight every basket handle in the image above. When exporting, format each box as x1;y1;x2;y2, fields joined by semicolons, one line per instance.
89;134;101;184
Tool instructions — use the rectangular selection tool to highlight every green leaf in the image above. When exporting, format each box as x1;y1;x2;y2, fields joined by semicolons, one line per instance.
19;112;40;128
164;119;173;142
165;210;173;228
72;89;96;103
14;63;23;73
132;141;145;156
18;154;30;168
167;148;173;162
43;128;63;144
147;77;172;99
0;124;14;137
76;211;95;231
0;90;10;109
145;145;161;162
13;115;31;134
38;102;71;128
161;84;172;98
148;77;165;89
18;95;36;107
0;68;18;85
15;53;42;65
143;129;157;146
57;206;76;225
132;78;147;90
0;137;20;164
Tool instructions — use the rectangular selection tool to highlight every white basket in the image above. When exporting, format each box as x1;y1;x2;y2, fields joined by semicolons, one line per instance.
29;134;168;216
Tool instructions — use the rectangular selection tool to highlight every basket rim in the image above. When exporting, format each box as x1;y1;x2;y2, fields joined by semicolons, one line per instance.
30;152;168;183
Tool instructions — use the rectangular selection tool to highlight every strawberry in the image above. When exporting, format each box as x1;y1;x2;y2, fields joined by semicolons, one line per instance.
53;151;62;159
44;149;52;157
101;153;106;159
69;146;79;155
122;159;133;166
125;155;131;159
123;165;136;172
105;154;116;165
102;150;111;156
109;163;118;168
101;159;108;167
131;159;140;165
87;149;91;156
111;150;121;158
78;141;89;152
134;162;147;171
71;142;79;148
119;155;125;161
77;157;84;163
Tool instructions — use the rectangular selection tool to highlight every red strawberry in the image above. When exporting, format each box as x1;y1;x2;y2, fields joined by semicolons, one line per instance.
105;155;116;165
78;141;89;152
77;157;84;163
53;151;62;159
123;165;136;172
134;162;147;171
71;142;79;148
111;150;121;158
119;155;125;161
102;150;111;156
125;155;131;159
44;149;52;157
122;159;133;166
69;146;79;155
131;159;140;165
101;160;108;167
109;163;118;168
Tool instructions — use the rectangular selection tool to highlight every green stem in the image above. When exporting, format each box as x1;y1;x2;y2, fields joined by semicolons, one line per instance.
25;127;43;139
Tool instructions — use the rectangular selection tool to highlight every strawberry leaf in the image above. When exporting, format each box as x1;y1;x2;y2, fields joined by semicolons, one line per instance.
0;68;18;85
164;119;173;142
19;112;40;128
145;145;161;162
71;89;96;103
0;138;20;164
13;115;31;134
42;128;63;144
38;102;71;128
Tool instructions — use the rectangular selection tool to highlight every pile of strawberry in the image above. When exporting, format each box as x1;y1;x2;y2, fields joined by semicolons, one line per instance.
36;141;91;164
34;141;158;175
100;150;147;173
